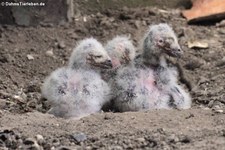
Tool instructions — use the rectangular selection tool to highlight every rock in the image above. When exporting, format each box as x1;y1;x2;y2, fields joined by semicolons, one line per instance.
0;109;3;117
24;138;35;145
187;40;209;49
35;134;44;144
218;29;225;35
40;22;54;27
215;57;225;67
46;49;54;57
0;130;23;149
83;16;87;22
168;134;179;143
222;130;225;136
216;20;225;27
0;99;8;109
56;146;72;150
6;54;14;63
14;48;20;53
179;135;191;143
185;113;195;119
57;41;66;49
0;54;8;63
26;81;41;93
104;114;111;120
85;146;92;150
71;133;87;143
136;137;145;143
198;76;209;85
184;59;203;70
23;138;42;150
0;90;11;99
0;48;14;63
52;139;60;147
134;20;141;29
12;7;32;26
51;147;56;150
157;128;165;134
30;48;36;52
214;109;224;113
12;95;26;103
70;33;78;40
8;39;14;43
110;146;123;150
27;54;34;60
208;100;214;108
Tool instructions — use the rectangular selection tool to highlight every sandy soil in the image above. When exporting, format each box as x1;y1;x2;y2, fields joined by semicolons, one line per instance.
0;7;225;149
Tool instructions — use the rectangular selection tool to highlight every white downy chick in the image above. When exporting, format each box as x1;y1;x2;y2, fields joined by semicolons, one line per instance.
101;36;136;111
141;23;191;109
113;63;171;112
113;24;191;112
105;35;136;68
42;38;113;119
101;35;136;82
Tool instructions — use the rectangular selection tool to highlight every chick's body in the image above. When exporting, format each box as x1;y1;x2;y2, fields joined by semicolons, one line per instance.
141;23;191;109
42;67;110;118
42;38;112;119
102;36;136;82
113;23;191;112
113;63;170;112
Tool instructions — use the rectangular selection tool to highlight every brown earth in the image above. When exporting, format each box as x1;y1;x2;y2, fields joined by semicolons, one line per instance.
0;6;225;149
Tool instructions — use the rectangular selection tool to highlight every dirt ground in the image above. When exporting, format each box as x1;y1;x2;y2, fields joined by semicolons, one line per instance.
0;6;225;149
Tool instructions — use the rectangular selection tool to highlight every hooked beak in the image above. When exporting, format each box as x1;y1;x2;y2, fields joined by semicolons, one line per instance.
164;45;183;58
87;55;113;69
99;59;113;69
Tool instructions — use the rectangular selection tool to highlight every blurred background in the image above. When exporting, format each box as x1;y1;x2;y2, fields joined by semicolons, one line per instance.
0;0;192;26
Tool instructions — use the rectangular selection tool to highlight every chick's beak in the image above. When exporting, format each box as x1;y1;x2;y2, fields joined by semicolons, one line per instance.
101;59;113;69
174;46;183;58
164;44;183;58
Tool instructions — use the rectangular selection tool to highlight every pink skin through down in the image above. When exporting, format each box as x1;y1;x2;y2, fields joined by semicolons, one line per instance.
68;74;81;93
111;57;121;68
111;43;126;68
139;69;166;107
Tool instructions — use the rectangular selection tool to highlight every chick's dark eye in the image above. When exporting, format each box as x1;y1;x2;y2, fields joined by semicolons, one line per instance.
95;55;102;58
158;39;163;43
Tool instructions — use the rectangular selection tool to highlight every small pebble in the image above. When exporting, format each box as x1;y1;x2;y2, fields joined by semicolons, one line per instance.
168;134;179;143
70;33;78;39
134;20;141;29
13;95;25;103
51;146;55;150
35;134;44;144
104;114;111;120
208;100;214;108
27;54;34;60
216;20;225;27
137;137;145;142
214;109;224;113
83;17;87;22
71;132;87;143
58;41;66;49
46;49;54;57
179;136;191;143
23;138;42;150
56;146;72;150
24;138;36;145
185;113;194;119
